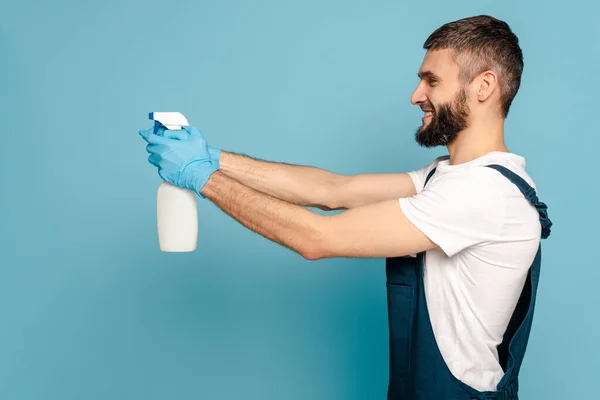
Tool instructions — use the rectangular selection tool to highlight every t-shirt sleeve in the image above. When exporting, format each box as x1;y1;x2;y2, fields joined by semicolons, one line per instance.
399;168;507;257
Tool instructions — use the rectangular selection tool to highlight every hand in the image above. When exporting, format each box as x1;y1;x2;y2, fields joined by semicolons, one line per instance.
139;126;218;196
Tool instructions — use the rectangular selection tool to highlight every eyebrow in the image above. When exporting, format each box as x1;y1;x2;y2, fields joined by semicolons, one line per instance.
417;70;441;81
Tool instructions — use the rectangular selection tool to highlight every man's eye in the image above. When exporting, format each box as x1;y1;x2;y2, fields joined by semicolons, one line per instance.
429;79;437;85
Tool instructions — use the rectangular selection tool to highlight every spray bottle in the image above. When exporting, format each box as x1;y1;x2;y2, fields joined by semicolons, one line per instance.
149;112;198;252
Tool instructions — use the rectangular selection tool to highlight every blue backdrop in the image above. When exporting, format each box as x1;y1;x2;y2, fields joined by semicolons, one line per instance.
1;1;597;399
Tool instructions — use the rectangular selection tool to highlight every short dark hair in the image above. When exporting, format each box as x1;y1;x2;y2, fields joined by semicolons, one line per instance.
424;15;523;118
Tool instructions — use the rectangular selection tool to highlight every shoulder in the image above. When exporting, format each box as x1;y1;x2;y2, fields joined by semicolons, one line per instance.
479;152;537;190
408;154;450;193
424;166;509;205
429;152;536;193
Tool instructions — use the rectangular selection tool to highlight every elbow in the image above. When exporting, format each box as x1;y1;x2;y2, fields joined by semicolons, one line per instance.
300;248;326;261
298;241;327;260
317;176;350;211
295;213;339;260
297;231;332;261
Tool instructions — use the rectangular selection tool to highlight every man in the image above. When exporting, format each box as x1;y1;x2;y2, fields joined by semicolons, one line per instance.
139;15;552;400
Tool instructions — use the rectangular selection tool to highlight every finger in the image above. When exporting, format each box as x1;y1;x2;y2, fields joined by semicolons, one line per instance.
140;131;169;145
145;143;170;156
138;128;152;140
146;143;157;154
158;169;168;181
165;129;189;141
184;126;204;138
154;126;167;137
148;153;162;167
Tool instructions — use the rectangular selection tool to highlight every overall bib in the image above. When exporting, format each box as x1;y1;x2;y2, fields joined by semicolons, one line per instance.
385;164;552;400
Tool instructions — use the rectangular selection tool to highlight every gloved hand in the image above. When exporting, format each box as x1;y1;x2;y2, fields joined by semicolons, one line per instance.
139;126;218;197
148;126;222;169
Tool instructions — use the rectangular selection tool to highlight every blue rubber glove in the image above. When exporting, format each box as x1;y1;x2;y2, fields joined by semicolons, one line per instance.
139;126;218;197
207;145;222;170
150;125;222;169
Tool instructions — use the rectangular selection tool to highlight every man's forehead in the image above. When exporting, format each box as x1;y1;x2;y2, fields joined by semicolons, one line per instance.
418;49;458;79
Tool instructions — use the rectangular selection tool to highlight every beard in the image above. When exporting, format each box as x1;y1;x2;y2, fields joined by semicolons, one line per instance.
415;88;470;148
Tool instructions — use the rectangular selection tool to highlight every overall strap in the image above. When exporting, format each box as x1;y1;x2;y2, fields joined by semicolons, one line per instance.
485;165;552;239
424;167;437;186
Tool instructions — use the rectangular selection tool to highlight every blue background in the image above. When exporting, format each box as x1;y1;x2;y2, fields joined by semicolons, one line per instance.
1;0;597;398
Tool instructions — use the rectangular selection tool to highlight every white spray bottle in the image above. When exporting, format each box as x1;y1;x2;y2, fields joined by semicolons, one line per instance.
149;112;198;252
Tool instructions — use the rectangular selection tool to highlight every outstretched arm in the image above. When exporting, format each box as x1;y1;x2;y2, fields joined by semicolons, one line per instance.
217;151;418;210
201;171;437;260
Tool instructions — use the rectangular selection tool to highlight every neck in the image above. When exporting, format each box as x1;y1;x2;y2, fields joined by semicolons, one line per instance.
446;116;508;165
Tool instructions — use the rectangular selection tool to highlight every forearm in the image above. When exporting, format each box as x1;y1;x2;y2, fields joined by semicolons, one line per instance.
336;173;417;208
200;171;325;259
218;151;347;210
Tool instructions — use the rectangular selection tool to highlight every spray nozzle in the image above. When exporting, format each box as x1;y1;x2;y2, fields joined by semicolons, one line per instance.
149;112;190;134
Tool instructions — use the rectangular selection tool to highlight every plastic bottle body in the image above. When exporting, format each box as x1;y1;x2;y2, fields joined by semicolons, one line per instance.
157;181;198;252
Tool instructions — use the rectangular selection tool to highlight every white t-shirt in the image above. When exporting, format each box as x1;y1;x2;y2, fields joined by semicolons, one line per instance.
399;151;542;392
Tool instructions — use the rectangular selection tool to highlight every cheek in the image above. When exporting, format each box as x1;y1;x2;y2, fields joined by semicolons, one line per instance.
426;89;442;104
430;91;454;109
427;94;440;109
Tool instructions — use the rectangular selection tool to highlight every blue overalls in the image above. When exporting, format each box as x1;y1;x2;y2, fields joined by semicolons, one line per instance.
385;164;552;400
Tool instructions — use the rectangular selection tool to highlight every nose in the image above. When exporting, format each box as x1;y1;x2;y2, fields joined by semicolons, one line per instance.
411;82;428;106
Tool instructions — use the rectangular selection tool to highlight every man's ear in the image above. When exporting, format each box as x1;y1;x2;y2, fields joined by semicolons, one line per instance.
476;70;498;102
